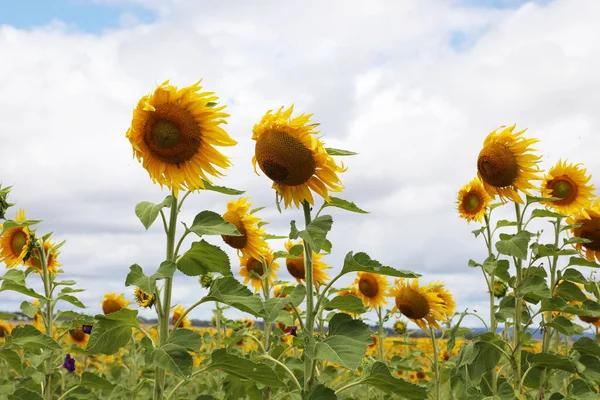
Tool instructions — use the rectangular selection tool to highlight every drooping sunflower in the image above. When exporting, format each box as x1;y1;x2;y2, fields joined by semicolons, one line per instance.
172;305;191;328
101;293;130;315
239;250;279;292
221;198;269;261
0;209;32;268
133;287;156;308
26;240;61;274
69;327;89;347
354;272;389;309
284;240;330;286
567;198;600;262
252;106;346;208
476;125;542;203
388;279;447;332
541;160;595;216
457;178;492;223
126;80;236;194
429;282;456;321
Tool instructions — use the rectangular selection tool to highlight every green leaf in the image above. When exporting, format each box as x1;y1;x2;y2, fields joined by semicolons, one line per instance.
532;243;578;257
307;384;337;400
208;349;286;387
152;344;193;378
531;209;566;219
189;211;241;237
529;353;576;372
57;293;86;308
167;328;202;351
264;234;287;240
568;257;600;269
496;231;532;260
341;252;420;278
577;355;600;384
496;220;517;228
0;348;23;375
135;196;173;230
10;325;61;352
325;148;357;156
85;309;140;355
8;388;43;400
573;337;600;357
482;257;510;282
561;268;588;284
0;280;44;299
177;240;231;277
321;239;332;254
358;362;427;399
201;180;245;195
264;285;306;323
546;316;575;336
321;197;368;214
199;277;265;317
324;295;366;314
291;215;333;254
472;227;486;238
54;280;76;286
125;261;177;293
80;371;116;391
563;237;591;245
312;313;371;370
526;195;561;205
0;312;18;319
0;219;42;235
555;281;588;302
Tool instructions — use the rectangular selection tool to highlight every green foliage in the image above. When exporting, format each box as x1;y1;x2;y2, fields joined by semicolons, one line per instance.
85;309;140;355
319;197;368;214
208;349;286;388
323;295;366;314
135;195;173;230
177;240;232;276
341;251;419;278
125;261;177;293
199;276;265;317
188;210;241;237
289;215;333;253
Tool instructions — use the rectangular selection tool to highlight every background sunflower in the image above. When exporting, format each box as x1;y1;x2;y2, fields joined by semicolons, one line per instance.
221;198;269;261
541;160;595;216
457;178;491;223
238;250;279;292
354;271;389;309
389;278;447;332
284;240;330;286
567;198;600;262
0;209;31;268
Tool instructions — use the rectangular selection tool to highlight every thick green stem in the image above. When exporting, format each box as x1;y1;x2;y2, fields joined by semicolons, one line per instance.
153;190;179;400
302;201;315;396
130;334;138;399
39;240;54;400
513;202;523;394
377;307;385;362
430;326;441;400
262;271;272;400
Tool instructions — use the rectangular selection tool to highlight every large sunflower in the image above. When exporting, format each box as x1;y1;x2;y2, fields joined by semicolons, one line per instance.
172;305;191;328
541;160;595;216
221;198;269;261
284;240;330;286
567;198;600;262
0;209;31;268
101;293;130;315
252;106;346;208
26;240;61;274
126;80;236;194
354;272;389;309
239;250;279;292
388;279;447;332
476;125;541;203
457;178;491;223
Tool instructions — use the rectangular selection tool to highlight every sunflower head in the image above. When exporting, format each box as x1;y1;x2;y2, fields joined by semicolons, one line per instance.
126;80;236;194
389;279;447;333
26;240;61;274
354;272;389;309
172;305;191;328
476;125;542;203
222;198;269;261
284;240;330;286
101;293;130;315
134;287;156;308
252;106;346;208
0;321;11;340
541;160;595;216
69;327;88;347
0;209;33;268
567;198;600;262
457;178;491;223
239;250;280;292
429;283;456;321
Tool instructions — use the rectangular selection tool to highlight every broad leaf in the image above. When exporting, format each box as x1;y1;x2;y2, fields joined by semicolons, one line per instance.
264;285;306;323
0;280;44;299
152;344;193;378
80;371;116;391
529;353;575;372
307;384;337;400
56;293;86;308
201;180;245;195
168;328;202;351
568;257;600;269
290;215;334;253
341;252;419;278
531;209;566;219
546;316;575;336
208;349;286;387
10;325;61;352
573;337;600;357
85;309;140;355
177;240;231;276
324;295;366;314
125;261;176;293
0;349;23;375
135;196;173;230
496;231;532;260
555;281;587;302
358;362;427;399
199;277;264;317
560;268;587;284
320;197;368;214
8;388;43;400
189;211;241;237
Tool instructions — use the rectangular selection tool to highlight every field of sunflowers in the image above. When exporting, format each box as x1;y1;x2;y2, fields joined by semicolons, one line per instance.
1;79;600;400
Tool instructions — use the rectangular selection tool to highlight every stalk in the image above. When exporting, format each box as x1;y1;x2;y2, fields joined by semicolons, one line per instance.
302;201;315;396
262;267;272;400
130;334;138;399
483;213;498;395
39;240;54;400
513;203;523;394
376;307;385;362
430;326;441;400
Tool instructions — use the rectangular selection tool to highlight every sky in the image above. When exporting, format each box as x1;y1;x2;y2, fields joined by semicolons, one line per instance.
1;0;600;330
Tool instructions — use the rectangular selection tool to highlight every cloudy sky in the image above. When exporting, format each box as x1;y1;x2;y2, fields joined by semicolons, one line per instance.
1;0;600;329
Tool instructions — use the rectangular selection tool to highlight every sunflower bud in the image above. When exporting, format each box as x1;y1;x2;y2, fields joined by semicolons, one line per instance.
133;287;156;308
493;280;508;298
199;272;214;289
393;320;408;335
0;185;14;220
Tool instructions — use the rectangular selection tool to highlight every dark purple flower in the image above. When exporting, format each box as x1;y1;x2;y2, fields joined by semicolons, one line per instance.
82;325;92;335
62;354;75;373
289;326;298;337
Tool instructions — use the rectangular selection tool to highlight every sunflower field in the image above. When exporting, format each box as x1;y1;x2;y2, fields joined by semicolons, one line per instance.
1;80;600;400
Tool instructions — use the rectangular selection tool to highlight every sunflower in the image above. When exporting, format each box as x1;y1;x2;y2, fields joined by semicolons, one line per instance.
567;198;600;262
429;283;456;321
541;160;595;216
393;320;408;335
252;106;346;208
222;198;269;261
0;321;11;340
126;80;236;194
457;178;491;223
476;125;541;203
284;240;330;286
133;287;156;308
101;293;130;315
69;327;89;347
389;279;447;332
172;305;191;328
354;272;389;309
239;250;279;292
0;209;32;268
26;239;61;274
32;300;44;332
273;283;295;311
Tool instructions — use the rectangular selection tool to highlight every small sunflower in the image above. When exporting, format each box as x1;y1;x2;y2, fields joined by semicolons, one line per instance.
457;178;491;223
273;283;295;311
393;320;408;335
284;240;330;286
567;198;600;262
126;80;236;194
476;125;541;203
429;283;456;321
0;209;32;268
172;305;191;328
541;160;595;216
252;106;346;208
222;198;269;261
32;300;44;332
242;318;254;329
26;240;61;274
354;272;389;309
133;287;156;308
69;327;89;347
0;321;11;340
101;293;130;315
389;279;447;332
239;250;279;292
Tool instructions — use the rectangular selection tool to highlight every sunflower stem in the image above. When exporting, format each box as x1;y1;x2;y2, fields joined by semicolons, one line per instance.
513;202;523;395
153;190;178;400
302;201;315;397
261;263;272;400
430;326;441;400
377;307;385;362
130;334;138;399
483;213;498;395
39;239;54;400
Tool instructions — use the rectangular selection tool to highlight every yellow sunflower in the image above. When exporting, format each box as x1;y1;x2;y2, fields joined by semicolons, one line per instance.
284;240;330;286
172;305;191;328
388;279;447;333
32;300;44;332
252;106;346;208
126;80;236;194
457;178;492;223
0;209;31;268
476;125;541;203
0;321;11;341
567;198;600;262
541;160;595;216
133;287;156;308
69;327;89;347
429;282;456;321
273;283;295;311
221;198;269;261
26;239;61;274
101;293;130;315
239;250;279;292
354;272;389;309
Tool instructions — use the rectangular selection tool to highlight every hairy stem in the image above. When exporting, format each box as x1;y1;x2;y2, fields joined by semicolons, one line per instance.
302;201;315;396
